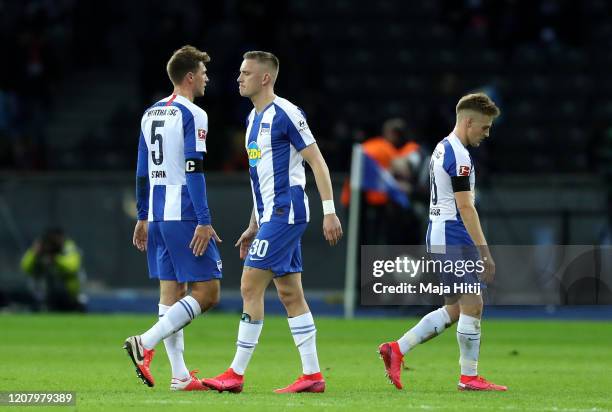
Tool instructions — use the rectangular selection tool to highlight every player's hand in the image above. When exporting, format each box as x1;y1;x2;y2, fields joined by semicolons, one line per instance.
133;220;148;252
323;214;343;246
479;250;496;283
235;225;258;260
190;224;222;256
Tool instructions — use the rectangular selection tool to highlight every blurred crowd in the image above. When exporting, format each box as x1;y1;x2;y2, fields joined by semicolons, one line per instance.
0;0;610;178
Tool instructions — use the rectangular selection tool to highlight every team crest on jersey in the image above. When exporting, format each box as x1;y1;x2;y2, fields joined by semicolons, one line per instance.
459;165;471;176
259;123;271;135
198;129;207;140
247;141;262;167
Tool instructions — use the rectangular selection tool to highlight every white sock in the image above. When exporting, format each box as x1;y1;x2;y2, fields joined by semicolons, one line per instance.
229;316;263;375
140;296;201;349
288;312;320;375
456;313;481;376
159;304;190;379
397;307;451;354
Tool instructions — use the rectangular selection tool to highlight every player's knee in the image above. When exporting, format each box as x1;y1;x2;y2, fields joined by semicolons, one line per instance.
191;290;219;312
240;283;263;303
461;305;482;319
176;285;188;301
277;288;303;309
444;305;460;323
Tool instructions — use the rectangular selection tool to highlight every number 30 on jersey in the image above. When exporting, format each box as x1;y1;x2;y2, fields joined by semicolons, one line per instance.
249;239;269;258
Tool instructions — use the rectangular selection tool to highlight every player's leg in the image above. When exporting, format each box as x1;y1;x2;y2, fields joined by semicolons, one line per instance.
139;219;222;352
123;221;170;387
378;299;459;390
158;280;190;381
125;221;222;388
456;293;506;391
273;272;325;393
202;265;272;393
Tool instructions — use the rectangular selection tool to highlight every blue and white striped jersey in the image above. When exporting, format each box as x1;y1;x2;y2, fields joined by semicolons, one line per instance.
426;132;475;252
245;96;316;225
139;94;208;222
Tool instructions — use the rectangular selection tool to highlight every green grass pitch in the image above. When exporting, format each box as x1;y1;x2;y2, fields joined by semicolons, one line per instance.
1;313;611;411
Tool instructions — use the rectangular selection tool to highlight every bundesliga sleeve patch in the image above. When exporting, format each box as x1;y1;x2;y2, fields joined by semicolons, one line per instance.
198;129;207;141
459;165;471;176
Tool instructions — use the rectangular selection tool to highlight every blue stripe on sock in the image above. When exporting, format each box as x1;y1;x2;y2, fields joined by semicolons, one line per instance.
182;298;197;319
178;300;194;320
292;328;316;335
290;324;315;330
237;343;255;349
241;319;263;325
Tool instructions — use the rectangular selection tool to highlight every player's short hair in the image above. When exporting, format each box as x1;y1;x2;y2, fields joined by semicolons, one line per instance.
243;51;279;78
456;93;500;118
166;45;210;85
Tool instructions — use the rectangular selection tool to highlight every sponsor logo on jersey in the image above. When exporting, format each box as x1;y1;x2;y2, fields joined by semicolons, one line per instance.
247;141;262;167
297;119;309;132
217;260;222;271
198;129;207;140
459;165;471;176
259;123;271;135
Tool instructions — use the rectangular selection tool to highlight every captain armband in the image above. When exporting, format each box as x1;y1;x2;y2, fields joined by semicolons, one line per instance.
185;158;204;174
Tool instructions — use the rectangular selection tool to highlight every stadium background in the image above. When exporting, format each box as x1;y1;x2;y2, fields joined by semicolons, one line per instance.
1;2;612;411
0;0;610;310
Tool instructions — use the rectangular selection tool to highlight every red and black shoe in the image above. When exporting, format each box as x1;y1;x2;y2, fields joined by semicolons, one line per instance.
123;335;155;387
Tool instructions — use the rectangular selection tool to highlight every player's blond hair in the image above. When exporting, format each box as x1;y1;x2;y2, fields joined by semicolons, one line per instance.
456;93;500;118
243;51;279;80
166;45;211;85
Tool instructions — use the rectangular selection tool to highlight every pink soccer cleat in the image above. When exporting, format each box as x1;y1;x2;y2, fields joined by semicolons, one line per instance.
123;335;155;387
171;370;209;391
274;372;325;393
458;375;508;391
378;341;404;390
201;368;244;393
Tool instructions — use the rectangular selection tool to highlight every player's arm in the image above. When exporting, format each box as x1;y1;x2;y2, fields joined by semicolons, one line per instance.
300;143;343;246
185;151;222;256
454;185;495;282
235;208;258;260
185;110;221;256
133;130;149;252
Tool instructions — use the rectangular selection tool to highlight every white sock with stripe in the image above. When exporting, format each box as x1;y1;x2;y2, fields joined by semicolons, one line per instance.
158;304;190;379
288;312;320;375
230;317;263;375
397;307;452;354
456;313;481;376
140;296;201;350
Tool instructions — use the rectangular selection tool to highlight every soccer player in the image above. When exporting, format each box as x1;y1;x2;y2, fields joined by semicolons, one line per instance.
378;93;507;391
123;45;222;391
202;51;343;394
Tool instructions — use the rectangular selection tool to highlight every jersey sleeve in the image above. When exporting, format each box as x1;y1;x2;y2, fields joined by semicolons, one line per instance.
285;106;315;151
443;144;472;177
136;130;150;220
184;108;208;154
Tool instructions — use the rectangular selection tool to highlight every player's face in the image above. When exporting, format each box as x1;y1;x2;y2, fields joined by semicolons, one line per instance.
467;114;493;147
191;62;209;97
237;59;263;97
